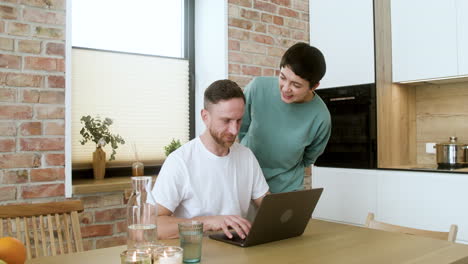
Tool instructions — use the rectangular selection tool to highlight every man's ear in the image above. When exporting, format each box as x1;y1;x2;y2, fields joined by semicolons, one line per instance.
201;108;209;123
310;82;320;92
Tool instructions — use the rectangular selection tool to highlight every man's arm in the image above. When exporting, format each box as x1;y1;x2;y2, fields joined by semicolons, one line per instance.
252;192;270;209
157;203;253;240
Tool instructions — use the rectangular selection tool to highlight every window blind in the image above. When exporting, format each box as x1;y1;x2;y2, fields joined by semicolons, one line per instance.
71;48;189;168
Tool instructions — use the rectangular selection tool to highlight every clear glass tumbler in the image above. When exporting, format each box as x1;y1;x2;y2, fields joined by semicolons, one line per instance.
178;221;203;263
127;176;158;250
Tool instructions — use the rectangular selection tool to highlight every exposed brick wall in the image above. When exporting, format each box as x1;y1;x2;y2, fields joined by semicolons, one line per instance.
228;0;309;87
228;0;312;188
0;0;66;202
0;0;128;251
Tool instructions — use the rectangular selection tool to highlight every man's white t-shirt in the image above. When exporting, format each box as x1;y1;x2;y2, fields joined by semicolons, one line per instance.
152;137;269;219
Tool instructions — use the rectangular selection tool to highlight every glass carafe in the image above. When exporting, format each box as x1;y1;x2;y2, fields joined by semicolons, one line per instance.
127;176;158;249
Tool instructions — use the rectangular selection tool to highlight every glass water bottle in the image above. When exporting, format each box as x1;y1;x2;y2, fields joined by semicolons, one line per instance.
127;176;158;249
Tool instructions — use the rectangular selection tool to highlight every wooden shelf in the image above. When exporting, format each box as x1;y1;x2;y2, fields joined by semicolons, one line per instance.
72;176;156;195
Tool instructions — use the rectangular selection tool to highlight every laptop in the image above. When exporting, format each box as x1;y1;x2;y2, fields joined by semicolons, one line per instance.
209;188;323;247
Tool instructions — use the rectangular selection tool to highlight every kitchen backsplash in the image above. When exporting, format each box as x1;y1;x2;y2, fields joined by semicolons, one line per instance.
415;80;468;165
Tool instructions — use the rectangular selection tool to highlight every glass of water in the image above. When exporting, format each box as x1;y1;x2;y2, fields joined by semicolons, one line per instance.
178;221;203;263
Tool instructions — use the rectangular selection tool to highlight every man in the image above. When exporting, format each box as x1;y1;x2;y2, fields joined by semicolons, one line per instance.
152;79;269;239
239;42;331;193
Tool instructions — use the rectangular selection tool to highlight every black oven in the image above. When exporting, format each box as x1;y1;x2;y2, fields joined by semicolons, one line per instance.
315;83;377;169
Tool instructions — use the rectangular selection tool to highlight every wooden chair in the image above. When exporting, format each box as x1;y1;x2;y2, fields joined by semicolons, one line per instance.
0;200;84;259
365;212;458;242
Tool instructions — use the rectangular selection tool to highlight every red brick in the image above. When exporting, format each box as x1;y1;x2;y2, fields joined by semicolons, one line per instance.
80;224;113;238
0;5;18;19
2;72;43;87
251;33;274;45
23;8;65;25
240;9;259;20
267;46;286;57
0;169;28;184
35;105;64;119
268;25;291;37
48;75;65;88
254;0;277;13
40;91;64;104
229;63;241;74
0;88;16;102
21;89;39;103
242;65;262;76
31;167;64;182
81;239;93;252
95;208;126;222
96;236;126;249
240;42;266;54
228;28;250;41
44;121;64;135
21;183;64;198
0;105;33;119
0;21;4;33
262;68;275;76
229;39;240;51
0;153;40;169
25;56;63;71
229;18;253;30
293;30;307;41
256;55;279;67
20;0;66;10
80;194;122;209
34;26;64;39
229;51;253;64
279;7;299;18
18;39;41;54
261;13;273;23
0;138;15;152
229;75;252;88
254;22;266;33
285;18;307;30
0;122;16;136
20;138;64;151
8;22;30;36
57;58;65;72
293;0;308;12
272;0;290;6
0;186;16;201
45;153;64;166
228;0;252;8
19;121;42;136
46;43;64;56
115;220;127;233
0;54;21;69
273;15;284;25
0;37;14;51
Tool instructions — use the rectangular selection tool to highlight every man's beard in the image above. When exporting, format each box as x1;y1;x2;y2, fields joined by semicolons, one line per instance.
209;127;236;149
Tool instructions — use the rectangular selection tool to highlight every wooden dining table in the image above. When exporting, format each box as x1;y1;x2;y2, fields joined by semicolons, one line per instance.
26;219;468;264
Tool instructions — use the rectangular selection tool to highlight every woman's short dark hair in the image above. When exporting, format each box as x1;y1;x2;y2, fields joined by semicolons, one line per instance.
204;79;245;109
280;42;326;87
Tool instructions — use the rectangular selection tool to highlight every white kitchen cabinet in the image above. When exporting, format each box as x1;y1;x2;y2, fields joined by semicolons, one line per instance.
391;0;458;82
309;0;375;89
376;170;468;242
457;0;468;76
312;166;468;243
312;166;378;225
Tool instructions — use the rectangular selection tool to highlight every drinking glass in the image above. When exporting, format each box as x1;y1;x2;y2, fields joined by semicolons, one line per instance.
178;221;203;263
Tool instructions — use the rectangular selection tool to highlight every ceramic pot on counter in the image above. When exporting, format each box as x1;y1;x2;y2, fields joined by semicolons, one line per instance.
434;136;468;169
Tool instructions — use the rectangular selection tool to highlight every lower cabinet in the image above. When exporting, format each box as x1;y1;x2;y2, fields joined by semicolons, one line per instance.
312;166;468;242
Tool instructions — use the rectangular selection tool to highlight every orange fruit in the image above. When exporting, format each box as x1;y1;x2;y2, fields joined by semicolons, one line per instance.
0;237;27;264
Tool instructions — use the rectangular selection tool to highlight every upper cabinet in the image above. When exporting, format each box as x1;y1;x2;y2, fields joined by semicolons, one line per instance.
457;0;468;76
309;0;375;89
391;0;468;82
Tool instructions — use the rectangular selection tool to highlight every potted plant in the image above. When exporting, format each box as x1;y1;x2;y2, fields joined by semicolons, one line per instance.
164;139;182;157
79;115;125;180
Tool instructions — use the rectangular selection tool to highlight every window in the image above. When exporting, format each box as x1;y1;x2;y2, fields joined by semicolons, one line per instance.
71;0;194;169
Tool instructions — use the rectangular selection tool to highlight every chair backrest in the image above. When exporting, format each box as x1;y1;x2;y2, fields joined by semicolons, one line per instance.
0;200;84;259
365;212;458;242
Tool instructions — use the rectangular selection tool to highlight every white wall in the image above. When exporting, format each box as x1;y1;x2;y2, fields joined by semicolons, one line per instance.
194;0;228;136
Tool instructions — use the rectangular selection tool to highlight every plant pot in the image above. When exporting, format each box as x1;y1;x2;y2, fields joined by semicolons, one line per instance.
93;147;106;180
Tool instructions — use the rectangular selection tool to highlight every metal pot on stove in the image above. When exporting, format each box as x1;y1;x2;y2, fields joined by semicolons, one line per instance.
434;136;468;168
